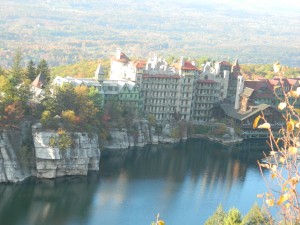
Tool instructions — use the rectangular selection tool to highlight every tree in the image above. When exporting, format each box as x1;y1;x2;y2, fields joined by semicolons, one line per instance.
224;208;242;225
36;59;50;83
254;62;300;224
0;101;24;130
9;49;23;85
49;128;72;150
242;203;270;225
0;75;14;101
147;114;156;127
26;60;36;81
204;204;226;225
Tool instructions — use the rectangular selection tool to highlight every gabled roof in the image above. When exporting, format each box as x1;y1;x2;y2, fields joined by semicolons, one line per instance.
111;52;130;63
32;73;46;89
244;80;265;91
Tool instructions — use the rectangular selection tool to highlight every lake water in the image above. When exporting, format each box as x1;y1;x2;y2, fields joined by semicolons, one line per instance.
0;139;269;225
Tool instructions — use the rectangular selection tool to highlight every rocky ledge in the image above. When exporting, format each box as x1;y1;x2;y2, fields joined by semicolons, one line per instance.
0;123;101;183
33;124;101;179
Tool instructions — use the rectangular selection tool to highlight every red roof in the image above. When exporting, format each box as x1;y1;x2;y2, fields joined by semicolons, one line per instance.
244;80;265;91
143;74;181;79
133;60;146;69
111;52;130;63
173;61;198;70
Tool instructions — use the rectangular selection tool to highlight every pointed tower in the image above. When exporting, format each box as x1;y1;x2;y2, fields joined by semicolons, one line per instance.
95;63;105;82
32;73;47;89
232;58;240;73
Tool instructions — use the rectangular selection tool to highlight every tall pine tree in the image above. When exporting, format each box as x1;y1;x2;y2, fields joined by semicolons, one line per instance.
36;59;50;83
9;49;23;85
26;60;36;81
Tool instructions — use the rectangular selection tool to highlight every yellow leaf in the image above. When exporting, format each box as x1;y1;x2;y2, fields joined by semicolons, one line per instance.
266;198;274;207
258;123;271;129
278;102;287;110
253;115;261;129
287;121;295;131
288;91;299;98
277;194;289;205
257;194;264;198
271;165;277;172
271;173;277;179
157;220;165;225
285;203;291;209
279;157;285;163
288;147;298;155
295;122;300;129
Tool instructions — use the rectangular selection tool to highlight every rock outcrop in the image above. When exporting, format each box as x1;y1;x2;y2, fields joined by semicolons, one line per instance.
103;121;186;149
0;123;101;183
0;124;36;183
33;124;101;179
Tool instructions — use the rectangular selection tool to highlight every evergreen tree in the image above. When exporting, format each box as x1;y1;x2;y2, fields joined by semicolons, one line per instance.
204;204;226;225
9;49;23;85
242;204;270;225
224;208;242;225
26;60;36;81
36;59;50;83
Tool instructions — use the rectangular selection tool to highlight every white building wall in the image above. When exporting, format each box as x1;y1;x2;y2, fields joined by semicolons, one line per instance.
110;61;127;80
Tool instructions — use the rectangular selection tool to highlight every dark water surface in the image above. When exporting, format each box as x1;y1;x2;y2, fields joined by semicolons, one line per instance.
0;139;269;225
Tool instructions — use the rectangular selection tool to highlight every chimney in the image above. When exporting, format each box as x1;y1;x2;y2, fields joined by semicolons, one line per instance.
234;75;244;110
116;48;121;60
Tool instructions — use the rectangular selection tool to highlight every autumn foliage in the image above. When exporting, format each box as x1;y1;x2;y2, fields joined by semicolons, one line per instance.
254;65;300;224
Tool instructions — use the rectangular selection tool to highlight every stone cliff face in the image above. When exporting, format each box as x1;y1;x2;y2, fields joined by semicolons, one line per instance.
0;124;36;183
33;125;101;179
103;121;185;149
0;124;101;183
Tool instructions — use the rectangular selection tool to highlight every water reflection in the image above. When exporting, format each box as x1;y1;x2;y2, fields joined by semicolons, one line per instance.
0;139;269;225
0;175;100;225
101;139;263;197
